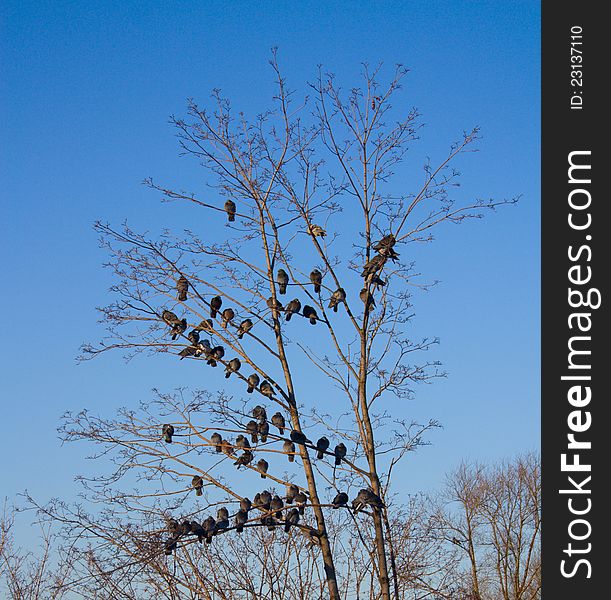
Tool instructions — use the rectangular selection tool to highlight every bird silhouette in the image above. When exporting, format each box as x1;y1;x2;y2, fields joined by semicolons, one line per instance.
259;490;272;510
235;509;248;533
361;254;386;279
284;298;301;321
221;439;233;455
332;492;349;508
360;288;376;313
302;305;319;325
284;507;300;532
315;436;330;459
309;269;323;293
191;475;203;496
270;495;284;519
285;484;299;503
247;374;260;393
237;318;253;339
334;443;347;466
252;405;267;422
258;420;269;443
202;516;216;543
190;520;206;543
224;199;236;222
246;420;259;444
328;288;346;312
276;269;289;295
224;357;241;378
373;234;396;254
221;308;235;329
197;318;214;332
283;440;296;462
210;432;223;452
178;346;196;360
187;329;200;345
290;430;310;445
260;380;274;397
210;296;223;318
262;515;276;531
352;488;384;513
271;412;286;434
207;345;225;367
235;435;251;449
256;458;269;479
162;310;179;326
162;424;175;444
170;318;187;340
368;274;387;290
176;276;189;301
234;450;253;468
294;492;307;515
240;497;252;513
308;224;326;237
267;297;283;319
216;507;230;531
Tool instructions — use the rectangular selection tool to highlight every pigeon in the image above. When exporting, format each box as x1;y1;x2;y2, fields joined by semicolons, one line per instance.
207;345;225;367
309;269;323;293
315;436;330;459
234;450;253;468
352;488;384;513
196;339;212;357
246;420;259;444
170;318;187;340
237;318;253;339
361;254;386;279
368;274;387;290
285;484;299;504
179;521;192;536
360;288;376;313
178;346;196;360
258;420;269;443
334;443;347;466
276;269;289;295
260;380;274;397
187;330;200;345
221;308;235;329
272;412;286;434
197;318;214;332
290;430;310;446
283;440;296;462
284;298;301;321
302;305;319;325
373;234;396;254
240;497;252;513
270;495;284;519
284;507;300;533
308;224;326;237
210;296;223;318
262;515;276;531
247;374;260;394
256;458;269;479
202;516;216;543
176;276;189;301
332;492;349;508
224;199;236;222
267;297;283;319
253;492;262;507
221;439;233;455
235;435;250;449
191;475;204;496
294;492;308;515
162;424;175;444
190;520;206;543
164;537;178;555
328;288;346;312
210;432;223;452
162;310;180;326
224;357;241;378
216;507;230;531
259;491;272;510
252;405;267;422
235;509;248;533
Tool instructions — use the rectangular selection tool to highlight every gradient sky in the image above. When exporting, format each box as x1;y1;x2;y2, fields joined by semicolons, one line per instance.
1;0;540;540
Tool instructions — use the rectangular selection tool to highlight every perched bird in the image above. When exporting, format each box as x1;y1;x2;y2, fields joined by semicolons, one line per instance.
270;495;284;519
256;458;269;479
235;435;250;449
285;484;299;504
164;537;178;555
361;254;386;279
259;490;272;509
176;276;189;301
334;443;347;466
253;492;262;507
202;516;216;543
267;296;283;319
178;346;196;360
271;412;286;434
240;497;252;513
235;509;248;533
207;345;225;367
373;234;396;254
294;491;308;515
216;507;230;531
360;288;376;313
224;199;236;222
179;521;192;536
190;520;206;543
246;420;259;444
196;339;212;358
210;432;223;452
162;310;180;326
315;436;330;459
210;296;223;318
284;298;301;321
162;424;175;444
221;439;233;455
258;420;269;443
328;288;346;312
197;318;214;332
332;492;349;509
237;318;253;339
187;329;200;345
252;405;267;422
276;269;289;295
352;488;384;513
191;475;204;496
224;357;241;378
234;450;253;468
302;305;319;325
309;269;323;293
221;308;235;329
260;380;274;398
170;318;187;340
283;440;296;462
368;274;387;290
247;374;260;394
290;430;310;446
308;224;326;237
284;507;300;533
262;515;276;531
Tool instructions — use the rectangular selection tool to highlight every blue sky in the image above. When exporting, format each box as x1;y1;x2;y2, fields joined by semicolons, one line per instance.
1;0;540;525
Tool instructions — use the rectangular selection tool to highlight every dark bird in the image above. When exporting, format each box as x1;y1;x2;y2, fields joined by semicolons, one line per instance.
256;458;269;479
187;329;200;345
294;492;308;515
285;484;299;504
332;492;349;509
252;405;267;422
207;345;225;367
164;537;178;555
237;318;253;339
234;450;253;468
178;346;196;360
309;269;323;293
276;269;289;295
197;318;214;332
361;254;386;279
271;412;286;434
221;439;233;455
191;475;204;496
196;339;211;358
261;515;276;531
290;430;310;446
162;424;175;444
328;288;346;312
247;374;260;393
368;274;387;290
240;497;252;513
360;288;376;313
224;199;236;222
284;298;301;321
216;507;230;531
284;507;300;533
270;495;284;519
190;520;206;543
176;276;189;301
334;443;347;466
202;516;216;543
283;440;295;462
170;318;187;340
179;521;192;536
210;432;223;452
224;357;241;378
259;490;272;510
235;509;248;533
260;380;274;397
258;420;269;443
315;436;330;459
253;492;261;507
246;420;259;444
373;234;396;254
235;435;250;449
302;305;319;325
267;296;283;319
210;296;223;318
352;488;384;513
221;308;235;329
308;224;326;237
162;310;179;325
